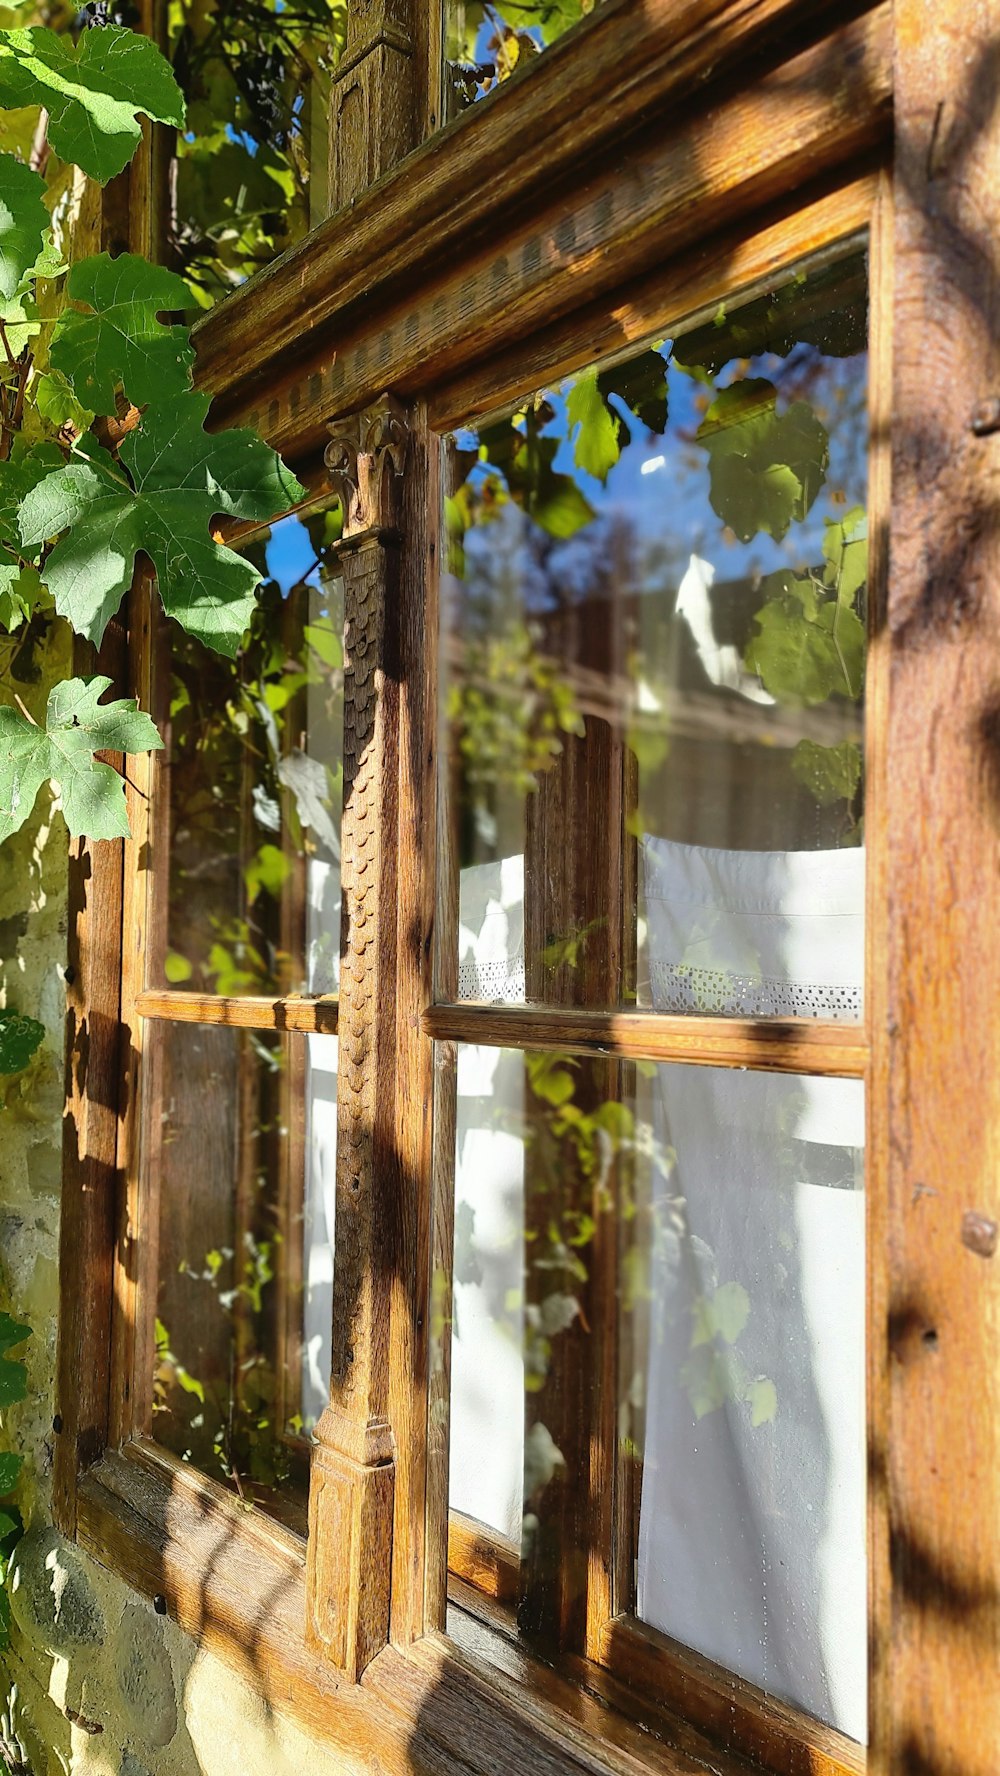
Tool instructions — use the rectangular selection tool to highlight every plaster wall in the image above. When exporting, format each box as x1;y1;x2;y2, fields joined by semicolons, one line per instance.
0;635;354;1776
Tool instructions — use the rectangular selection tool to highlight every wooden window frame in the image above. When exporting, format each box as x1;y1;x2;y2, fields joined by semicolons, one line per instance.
52;1;1000;1774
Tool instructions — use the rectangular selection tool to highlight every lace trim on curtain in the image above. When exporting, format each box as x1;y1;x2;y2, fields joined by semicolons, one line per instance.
457;958;527;1003
649;961;861;1020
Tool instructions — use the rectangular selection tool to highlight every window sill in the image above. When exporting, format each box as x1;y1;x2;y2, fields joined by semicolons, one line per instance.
77;1444;766;1776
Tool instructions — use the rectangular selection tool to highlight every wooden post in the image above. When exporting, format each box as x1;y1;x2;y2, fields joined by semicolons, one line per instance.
330;0;417;209
876;5;1000;1770
306;396;411;1679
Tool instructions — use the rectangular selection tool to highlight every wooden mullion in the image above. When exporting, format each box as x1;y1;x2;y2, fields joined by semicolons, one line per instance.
55;79;158;1518
54;628;127;1532
424;1006;867;1077
135;990;339;1033
108;572;163;1448
875;4;1000;1771
387;402;440;1646
864;167;892;1771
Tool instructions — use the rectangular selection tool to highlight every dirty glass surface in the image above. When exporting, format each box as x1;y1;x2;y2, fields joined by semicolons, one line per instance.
149;1021;337;1530
440;251;869;1014
438;1046;867;1740
165;0;346;308
151;496;344;998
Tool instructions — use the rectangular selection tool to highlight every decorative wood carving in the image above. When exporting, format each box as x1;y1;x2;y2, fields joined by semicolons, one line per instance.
323;392;410;533
306;393;412;1680
329;0;417;210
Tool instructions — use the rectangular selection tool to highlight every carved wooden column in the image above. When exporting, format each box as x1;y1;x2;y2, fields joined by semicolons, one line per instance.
306;396;411;1680
330;0;417;208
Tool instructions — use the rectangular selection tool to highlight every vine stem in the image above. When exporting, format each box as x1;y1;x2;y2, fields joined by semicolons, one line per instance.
12;694;37;727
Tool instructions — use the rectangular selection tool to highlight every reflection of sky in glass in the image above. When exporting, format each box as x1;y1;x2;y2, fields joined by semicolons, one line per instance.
460;340;867;603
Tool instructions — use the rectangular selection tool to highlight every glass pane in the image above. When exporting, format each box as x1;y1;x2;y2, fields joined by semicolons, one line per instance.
166;2;346;309
440;251;869;1014
149;1022;337;1531
151;498;344;997
444;1;600;120
435;1046;866;1741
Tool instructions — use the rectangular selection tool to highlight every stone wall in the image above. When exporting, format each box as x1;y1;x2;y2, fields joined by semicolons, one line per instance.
0;634;353;1776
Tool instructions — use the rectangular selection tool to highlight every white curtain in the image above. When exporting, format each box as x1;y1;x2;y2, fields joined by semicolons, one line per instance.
448;838;866;1741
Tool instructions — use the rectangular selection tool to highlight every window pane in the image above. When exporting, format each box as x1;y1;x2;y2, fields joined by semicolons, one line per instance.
434;1046;866;1742
151;498;344;997
148;1022;337;1532
440;252;869;1014
444;2;600;121
166;2;346;309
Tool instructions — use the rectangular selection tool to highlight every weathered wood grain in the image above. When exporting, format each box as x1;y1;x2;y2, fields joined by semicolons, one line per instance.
75;1450;763;1776
54;630;126;1533
193;0;885;418
306;400;407;1679
876;5;1000;1774
195;13;890;462
135;990;340;1033
423;1005;867;1077
598;1618;863;1776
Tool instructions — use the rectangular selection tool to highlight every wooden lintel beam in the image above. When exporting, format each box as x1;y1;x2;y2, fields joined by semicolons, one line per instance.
194;8;891;458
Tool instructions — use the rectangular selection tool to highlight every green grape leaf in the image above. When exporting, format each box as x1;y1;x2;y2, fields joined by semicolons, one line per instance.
697;378;829;542
531;472;594;538
484;408;595;540
0;674;162;844
32;368;94;436
20;392;306;656
0;291;39;362
22;235;67;287
823;505;868;608
791;738;862;807
566;369;620;483
0;1311;29;1408
0;151;47;303
51;252;195;414
0;438;64;564
0;1007;43;1073
745;575;865;705
0;1451;22;1493
0;26;185;185
0;563;43;631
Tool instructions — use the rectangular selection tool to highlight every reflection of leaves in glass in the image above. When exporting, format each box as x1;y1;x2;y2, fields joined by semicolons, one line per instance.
745;504;867;707
791;738;862;808
486;406;595;538
523;1420;565;1502
746;576;864;705
566;350;668;485
681;1282;777;1427
696;377;829;543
